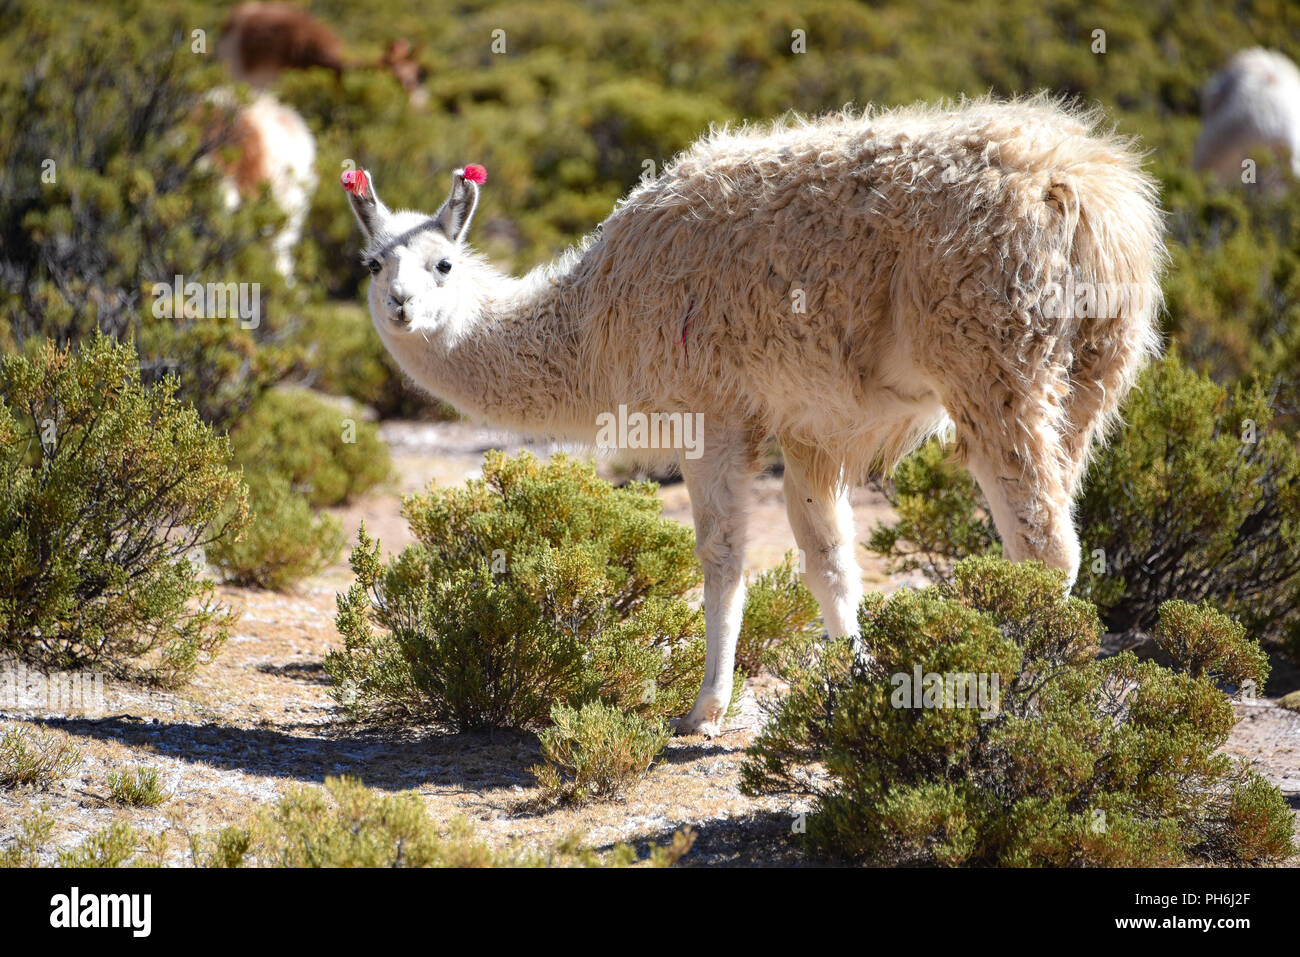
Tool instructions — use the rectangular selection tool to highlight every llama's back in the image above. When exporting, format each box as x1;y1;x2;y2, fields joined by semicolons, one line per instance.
573;97;1163;473
219;2;345;87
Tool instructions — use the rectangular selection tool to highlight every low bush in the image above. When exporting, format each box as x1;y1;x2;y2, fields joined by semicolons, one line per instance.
864;440;999;582
868;356;1300;660
185;776;694;868
0;726;81;790
213;388;383;590
532;701;671;805
735;551;823;676
0;805;55;867
57;821;168;869
0;335;245;685
105;765;169;807
327;451;714;731
227;388;391;508
208;468;345;590
741;557;1295;866
1;810;166;867
208;777;493;867
5;777;689;868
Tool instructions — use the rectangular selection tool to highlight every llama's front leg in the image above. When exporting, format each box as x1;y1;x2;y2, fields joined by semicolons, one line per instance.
782;447;863;642
675;430;757;737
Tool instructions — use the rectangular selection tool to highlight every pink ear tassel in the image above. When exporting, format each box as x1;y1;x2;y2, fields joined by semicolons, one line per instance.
462;164;487;185
341;169;369;197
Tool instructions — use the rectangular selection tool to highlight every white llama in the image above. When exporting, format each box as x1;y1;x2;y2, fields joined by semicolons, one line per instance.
343;98;1165;736
1193;48;1300;182
204;91;317;280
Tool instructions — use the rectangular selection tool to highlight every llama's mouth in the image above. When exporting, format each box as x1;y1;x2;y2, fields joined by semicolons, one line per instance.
389;309;442;334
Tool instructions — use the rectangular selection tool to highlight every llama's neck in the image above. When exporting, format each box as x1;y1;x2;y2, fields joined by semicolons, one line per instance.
378;253;604;439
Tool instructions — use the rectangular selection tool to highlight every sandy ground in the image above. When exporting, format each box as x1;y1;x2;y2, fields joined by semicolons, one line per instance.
1;421;1297;866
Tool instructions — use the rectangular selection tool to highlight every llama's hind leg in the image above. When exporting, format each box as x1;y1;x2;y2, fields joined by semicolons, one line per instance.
675;426;759;737
782;444;863;641
1058;328;1156;499
947;380;1081;588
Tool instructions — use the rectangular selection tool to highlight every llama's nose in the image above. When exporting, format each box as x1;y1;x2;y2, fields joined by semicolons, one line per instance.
389;288;412;319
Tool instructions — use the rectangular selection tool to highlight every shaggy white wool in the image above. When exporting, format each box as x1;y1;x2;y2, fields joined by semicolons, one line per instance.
347;95;1166;734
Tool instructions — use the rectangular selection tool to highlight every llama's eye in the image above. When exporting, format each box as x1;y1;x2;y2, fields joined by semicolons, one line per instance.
365;258;382;275
435;259;453;275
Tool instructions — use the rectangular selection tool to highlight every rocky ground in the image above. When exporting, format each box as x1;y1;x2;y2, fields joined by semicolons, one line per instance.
2;421;1298;866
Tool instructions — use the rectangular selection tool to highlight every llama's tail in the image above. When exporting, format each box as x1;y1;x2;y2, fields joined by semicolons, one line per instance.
1054;123;1167;469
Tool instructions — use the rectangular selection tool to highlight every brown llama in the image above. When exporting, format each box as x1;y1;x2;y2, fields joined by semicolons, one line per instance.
218;2;426;105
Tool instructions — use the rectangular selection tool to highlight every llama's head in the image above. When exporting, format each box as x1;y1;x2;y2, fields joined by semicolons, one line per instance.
344;166;484;334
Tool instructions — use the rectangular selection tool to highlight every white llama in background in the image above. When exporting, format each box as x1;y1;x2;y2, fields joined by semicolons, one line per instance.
204;91;317;280
1193;48;1300;182
343;98;1165;736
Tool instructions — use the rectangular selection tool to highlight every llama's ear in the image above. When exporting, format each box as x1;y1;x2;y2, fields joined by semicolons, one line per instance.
342;169;387;239
433;168;480;243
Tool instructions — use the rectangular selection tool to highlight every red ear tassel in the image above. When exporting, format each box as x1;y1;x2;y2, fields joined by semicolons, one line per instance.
341;169;369;197
462;164;487;185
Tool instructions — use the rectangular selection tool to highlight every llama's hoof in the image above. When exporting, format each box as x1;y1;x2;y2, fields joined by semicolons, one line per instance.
673;700;726;738
671;715;722;738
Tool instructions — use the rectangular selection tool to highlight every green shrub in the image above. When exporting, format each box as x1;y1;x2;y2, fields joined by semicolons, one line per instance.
0;805;54;867
207;468;345;591
198;826;254;869
742;557;1295;866
1153;599;1270;687
210;386;381;590
0;335;245;685
186;775;694;868
242;776;496;867
864;440;999;581
0;5;300;430
327;451;714;730
868;356;1300;658
0;727;81;790
105;765;169;807
532;701;671;805
736;551;824;676
56;821;167;868
228;388;391;508
1162;183;1300;389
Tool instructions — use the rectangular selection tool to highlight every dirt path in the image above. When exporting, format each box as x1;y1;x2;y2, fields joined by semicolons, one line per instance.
2;422;1297;865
